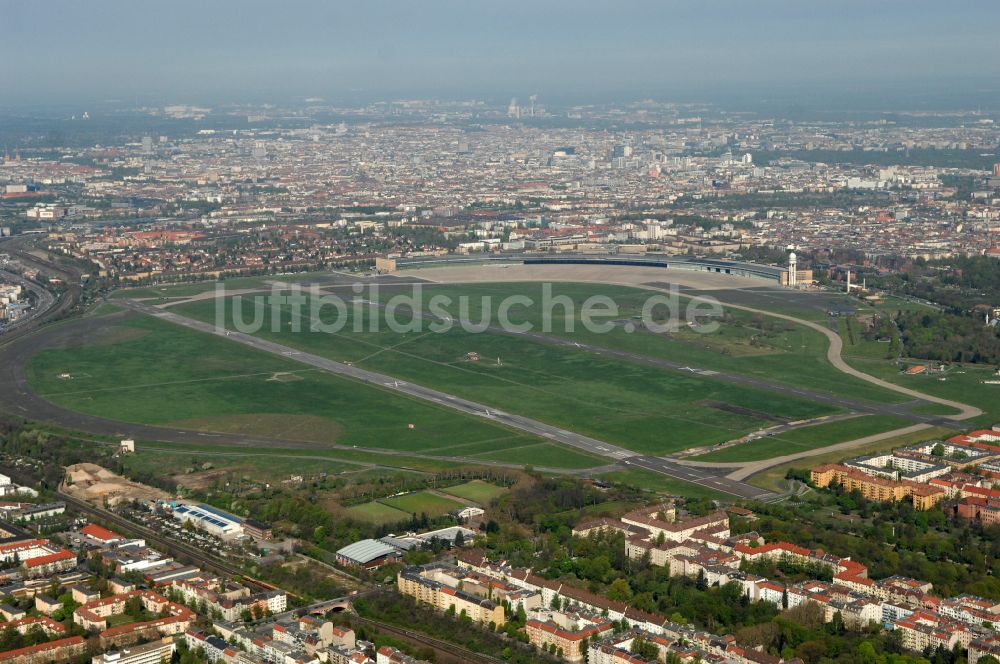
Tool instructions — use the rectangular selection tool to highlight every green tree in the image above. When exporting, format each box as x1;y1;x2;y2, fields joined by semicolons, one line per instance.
606;578;633;603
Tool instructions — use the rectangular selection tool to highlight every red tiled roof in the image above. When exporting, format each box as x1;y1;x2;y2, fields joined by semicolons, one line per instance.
0;636;84;662
24;549;75;568
82;523;123;542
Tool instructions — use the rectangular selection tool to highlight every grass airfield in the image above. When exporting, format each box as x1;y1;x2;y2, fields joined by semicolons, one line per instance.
26;268;976;474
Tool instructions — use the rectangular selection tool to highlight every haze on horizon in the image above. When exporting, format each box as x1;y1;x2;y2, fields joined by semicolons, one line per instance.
2;0;1000;110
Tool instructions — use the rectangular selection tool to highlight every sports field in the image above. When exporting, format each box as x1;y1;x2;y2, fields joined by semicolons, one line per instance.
440;479;508;504
379;491;465;517
344;502;412;526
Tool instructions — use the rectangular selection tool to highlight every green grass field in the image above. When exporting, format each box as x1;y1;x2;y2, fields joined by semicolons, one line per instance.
838;329;1000;424
344;502;412;526
27;316;604;463
31;276;965;473
375;282;908;405
119;447;363;481
172;285;853;455
379;491;465;517
440;480;508;504
115;440;467;474
689;415;912;462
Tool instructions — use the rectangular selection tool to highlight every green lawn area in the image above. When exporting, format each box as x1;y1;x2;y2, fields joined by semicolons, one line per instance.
595;468;731;501
109;274;311;300
173;285;851;455
690;415;912;462
841;348;1000;425
344;502;412;526
25;316;578;461
385;282;907;405
440;480;508;504
379;491;465;517
467;443;607;468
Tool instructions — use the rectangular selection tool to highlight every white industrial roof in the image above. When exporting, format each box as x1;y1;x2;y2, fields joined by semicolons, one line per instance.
336;539;398;564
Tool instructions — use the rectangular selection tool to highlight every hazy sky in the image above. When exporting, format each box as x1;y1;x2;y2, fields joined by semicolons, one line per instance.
3;0;999;106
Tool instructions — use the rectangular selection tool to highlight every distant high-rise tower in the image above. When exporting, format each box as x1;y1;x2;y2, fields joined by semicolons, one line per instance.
788;252;797;287
141;136;153;155
528;94;537;117
507;98;520;119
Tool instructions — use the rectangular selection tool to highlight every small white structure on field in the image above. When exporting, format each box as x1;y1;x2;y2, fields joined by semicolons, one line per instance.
119;439;135;454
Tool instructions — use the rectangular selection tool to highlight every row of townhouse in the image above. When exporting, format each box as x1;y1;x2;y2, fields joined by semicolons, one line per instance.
166;575;286;621
210;614;389;664
0;614;65;637
582;506;1000;660
397;563;506;626
0;635;87;664
73;589;196;648
810;429;1000;512
588;628;791;664
810;464;947;510
455;549;796;664
0;537;77;578
525;608;614;662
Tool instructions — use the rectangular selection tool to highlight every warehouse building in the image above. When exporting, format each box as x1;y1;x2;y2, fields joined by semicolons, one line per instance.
335;539;401;569
171;504;243;538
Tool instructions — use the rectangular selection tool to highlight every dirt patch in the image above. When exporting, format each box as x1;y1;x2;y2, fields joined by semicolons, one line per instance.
62;462;169;507
698;399;790;424
168;413;345;445
174;468;237;491
267;372;305;382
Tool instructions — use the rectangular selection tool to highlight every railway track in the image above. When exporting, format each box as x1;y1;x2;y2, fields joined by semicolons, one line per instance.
0;239;84;346
55;489;265;586
61;495;491;658
62;493;499;662
352;615;503;664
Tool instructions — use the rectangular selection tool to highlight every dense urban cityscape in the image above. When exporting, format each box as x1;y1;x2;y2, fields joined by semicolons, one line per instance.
3;2;1000;664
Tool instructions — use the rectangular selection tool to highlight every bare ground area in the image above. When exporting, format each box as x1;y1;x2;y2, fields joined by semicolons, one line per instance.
62;462;169;507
